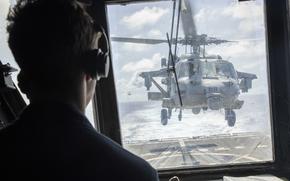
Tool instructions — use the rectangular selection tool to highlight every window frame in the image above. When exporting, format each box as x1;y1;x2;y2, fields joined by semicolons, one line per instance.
91;0;290;180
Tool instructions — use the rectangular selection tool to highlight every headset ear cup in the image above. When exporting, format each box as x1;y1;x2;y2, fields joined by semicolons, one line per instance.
97;52;109;78
95;25;110;79
83;49;99;78
83;49;109;79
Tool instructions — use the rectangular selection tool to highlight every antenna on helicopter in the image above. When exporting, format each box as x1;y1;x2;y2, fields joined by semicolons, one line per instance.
167;0;177;84
174;0;182;57
166;33;183;107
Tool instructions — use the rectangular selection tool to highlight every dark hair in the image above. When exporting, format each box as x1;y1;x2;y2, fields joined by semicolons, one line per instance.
7;0;96;95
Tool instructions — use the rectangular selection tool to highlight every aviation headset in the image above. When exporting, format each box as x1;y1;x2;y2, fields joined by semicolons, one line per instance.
82;23;110;80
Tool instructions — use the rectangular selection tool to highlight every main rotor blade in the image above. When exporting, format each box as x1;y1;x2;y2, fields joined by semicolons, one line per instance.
180;0;197;39
205;37;235;45
229;38;264;42
111;37;168;45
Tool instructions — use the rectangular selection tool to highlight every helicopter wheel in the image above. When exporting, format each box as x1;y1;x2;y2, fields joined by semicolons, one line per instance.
225;109;236;127
178;109;182;121
161;109;168;126
168;109;172;119
192;108;201;115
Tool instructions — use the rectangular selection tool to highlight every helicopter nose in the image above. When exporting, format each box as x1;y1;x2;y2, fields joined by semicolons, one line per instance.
221;81;239;95
222;81;234;87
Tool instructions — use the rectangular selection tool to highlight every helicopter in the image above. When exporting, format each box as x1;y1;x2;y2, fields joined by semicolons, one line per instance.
111;0;257;127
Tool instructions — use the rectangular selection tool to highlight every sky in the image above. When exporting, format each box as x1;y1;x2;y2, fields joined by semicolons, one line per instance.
0;0;16;67
107;0;269;102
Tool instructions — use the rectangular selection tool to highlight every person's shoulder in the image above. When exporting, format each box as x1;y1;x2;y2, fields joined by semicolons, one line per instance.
0;122;18;142
0;122;20;164
83;131;159;181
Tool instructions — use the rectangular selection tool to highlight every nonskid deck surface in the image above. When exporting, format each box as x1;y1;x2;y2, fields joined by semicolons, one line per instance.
124;133;273;169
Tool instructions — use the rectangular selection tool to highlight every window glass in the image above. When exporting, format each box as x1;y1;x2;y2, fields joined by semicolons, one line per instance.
86;100;95;128
201;61;217;77
107;0;273;170
0;0;28;103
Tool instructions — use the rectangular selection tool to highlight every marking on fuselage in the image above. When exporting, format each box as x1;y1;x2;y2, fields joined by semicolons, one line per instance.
234;146;245;149
215;147;230;151
257;145;268;148
197;148;209;152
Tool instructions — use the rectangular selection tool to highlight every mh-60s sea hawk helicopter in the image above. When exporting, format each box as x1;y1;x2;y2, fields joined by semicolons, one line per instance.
111;0;257;127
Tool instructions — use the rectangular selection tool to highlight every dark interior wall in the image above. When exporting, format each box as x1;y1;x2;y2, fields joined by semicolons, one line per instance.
0;86;26;129
88;0;122;144
266;0;290;174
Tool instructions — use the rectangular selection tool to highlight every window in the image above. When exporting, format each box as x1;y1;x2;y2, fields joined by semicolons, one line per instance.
216;62;237;79
107;0;273;171
86;100;96;128
201;61;217;78
0;0;28;104
0;1;18;81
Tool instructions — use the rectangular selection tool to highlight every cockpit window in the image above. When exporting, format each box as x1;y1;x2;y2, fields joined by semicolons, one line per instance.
0;1;28;103
216;62;237;79
200;61;237;79
201;61;216;77
177;61;197;78
107;0;273;171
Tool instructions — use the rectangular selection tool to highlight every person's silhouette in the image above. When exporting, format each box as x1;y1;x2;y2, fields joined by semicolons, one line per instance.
0;0;159;180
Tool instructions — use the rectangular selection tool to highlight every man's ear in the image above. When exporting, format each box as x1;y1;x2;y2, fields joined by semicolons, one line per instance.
85;72;99;83
85;73;94;81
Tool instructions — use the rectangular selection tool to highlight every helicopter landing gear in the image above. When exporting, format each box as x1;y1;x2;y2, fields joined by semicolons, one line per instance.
192;108;201;114
225;109;236;127
178;109;182;121
161;109;168;125
168;108;172;119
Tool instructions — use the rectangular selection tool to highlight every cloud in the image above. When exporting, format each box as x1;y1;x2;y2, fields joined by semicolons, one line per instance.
115;72;148;101
222;3;264;33
122;43;150;52
222;3;263;20
0;1;10;36
0;0;16;66
121;7;169;29
207;40;265;60
0;1;9;17
194;2;265;38
147;29;162;38
195;8;219;23
121;53;161;73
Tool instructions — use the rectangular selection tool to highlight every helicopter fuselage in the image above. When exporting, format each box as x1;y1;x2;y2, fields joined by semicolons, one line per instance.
162;58;243;111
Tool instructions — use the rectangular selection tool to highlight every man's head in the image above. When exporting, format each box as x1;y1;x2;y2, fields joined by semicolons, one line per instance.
7;0;107;109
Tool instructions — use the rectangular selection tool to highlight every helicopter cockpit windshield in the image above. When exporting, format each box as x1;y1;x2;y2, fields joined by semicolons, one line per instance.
177;60;199;78
200;61;237;79
216;62;238;79
201;61;216;78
